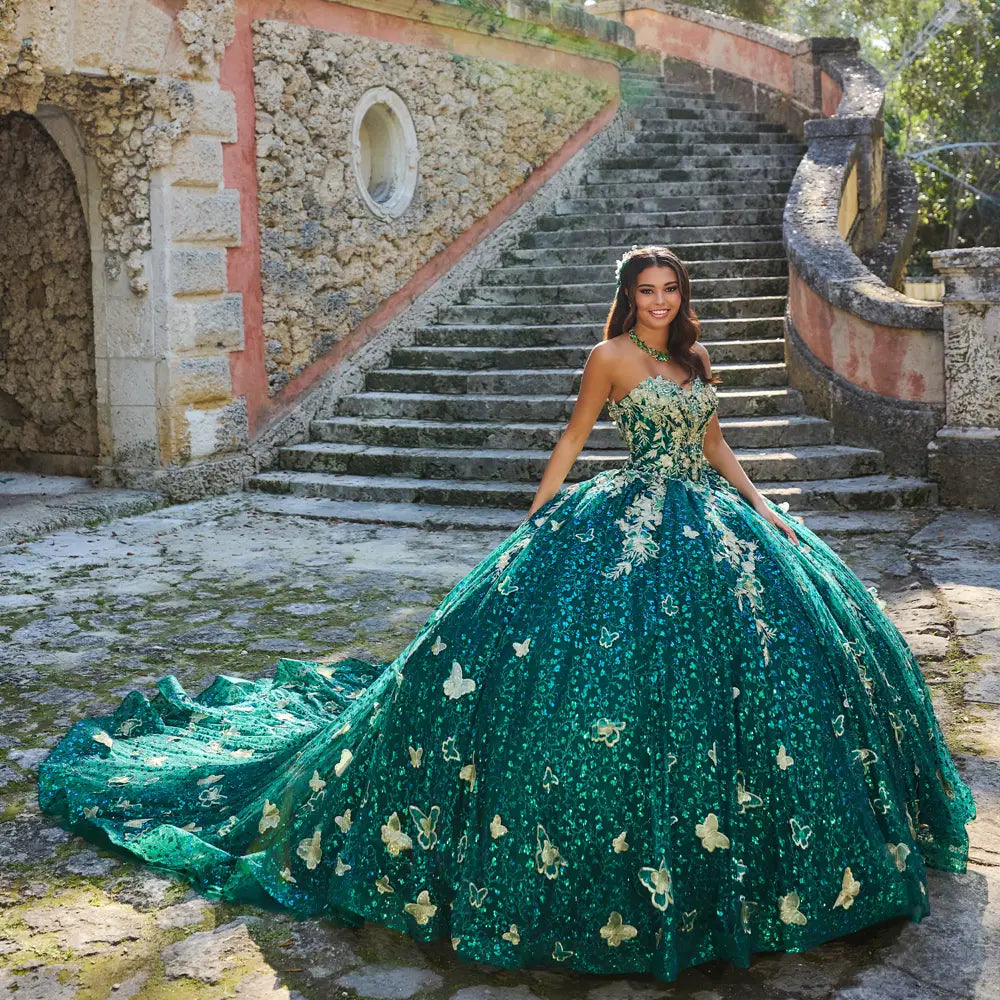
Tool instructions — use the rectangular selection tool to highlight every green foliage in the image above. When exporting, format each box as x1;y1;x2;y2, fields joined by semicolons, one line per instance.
884;1;1000;271
673;0;783;22
681;0;999;269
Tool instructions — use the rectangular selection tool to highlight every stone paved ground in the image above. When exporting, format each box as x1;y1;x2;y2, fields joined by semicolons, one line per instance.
0;493;997;1000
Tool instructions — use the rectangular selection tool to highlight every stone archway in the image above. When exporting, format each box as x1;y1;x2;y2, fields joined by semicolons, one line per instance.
0;110;98;475
0;2;249;497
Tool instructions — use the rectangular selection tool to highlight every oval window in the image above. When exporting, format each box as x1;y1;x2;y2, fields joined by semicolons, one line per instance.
351;87;418;220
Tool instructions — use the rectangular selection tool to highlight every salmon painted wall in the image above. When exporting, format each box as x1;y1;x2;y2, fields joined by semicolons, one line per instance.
821;72;842;118
624;9;793;93
219;0;620;437
789;268;944;404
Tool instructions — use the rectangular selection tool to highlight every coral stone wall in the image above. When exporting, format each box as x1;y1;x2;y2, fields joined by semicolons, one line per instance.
0;111;97;470
252;20;615;395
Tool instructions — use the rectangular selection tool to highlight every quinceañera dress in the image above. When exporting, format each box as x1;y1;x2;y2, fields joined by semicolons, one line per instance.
38;373;976;982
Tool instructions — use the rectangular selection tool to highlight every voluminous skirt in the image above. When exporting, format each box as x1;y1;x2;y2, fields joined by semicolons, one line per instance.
37;465;977;982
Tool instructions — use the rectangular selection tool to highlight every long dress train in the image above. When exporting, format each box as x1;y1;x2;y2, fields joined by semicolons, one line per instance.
37;372;976;982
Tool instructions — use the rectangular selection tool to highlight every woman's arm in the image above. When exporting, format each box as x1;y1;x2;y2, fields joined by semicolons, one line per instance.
702;412;768;511
523;343;614;520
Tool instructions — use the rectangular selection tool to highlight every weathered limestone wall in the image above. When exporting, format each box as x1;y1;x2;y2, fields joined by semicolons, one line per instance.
0;112;97;473
251;20;615;395
0;0;629;498
0;0;247;498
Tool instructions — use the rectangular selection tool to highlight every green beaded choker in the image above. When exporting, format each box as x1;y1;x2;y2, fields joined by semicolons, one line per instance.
627;327;671;362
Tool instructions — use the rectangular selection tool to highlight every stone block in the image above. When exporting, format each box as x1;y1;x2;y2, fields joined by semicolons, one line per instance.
162;917;263;984
186;408;217;458
169;134;225;187
109;357;157;407
94;358;110;406
16;0;75;72
110;404;159;466
168;248;227;295
927;427;1000;512
121;0;175;74
97;403;114;457
169;189;241;245
106;295;154;357
73;0;127;71
170;356;234;405
158;452;251;501
95;359;110;406
188;81;238;142
166;294;245;353
186;399;248;458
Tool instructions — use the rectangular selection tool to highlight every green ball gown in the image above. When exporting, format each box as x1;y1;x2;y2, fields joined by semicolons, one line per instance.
37;372;976;983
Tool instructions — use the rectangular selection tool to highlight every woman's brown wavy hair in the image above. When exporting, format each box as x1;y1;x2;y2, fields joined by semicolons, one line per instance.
602;245;721;388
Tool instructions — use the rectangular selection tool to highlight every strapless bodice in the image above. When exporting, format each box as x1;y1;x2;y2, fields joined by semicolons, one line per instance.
606;374;718;482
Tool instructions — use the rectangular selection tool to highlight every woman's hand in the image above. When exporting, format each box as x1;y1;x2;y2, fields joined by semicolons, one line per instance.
752;499;800;546
518;506;541;528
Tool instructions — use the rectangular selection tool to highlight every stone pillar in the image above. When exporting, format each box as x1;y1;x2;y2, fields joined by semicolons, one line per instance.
927;246;1000;511
791;37;858;120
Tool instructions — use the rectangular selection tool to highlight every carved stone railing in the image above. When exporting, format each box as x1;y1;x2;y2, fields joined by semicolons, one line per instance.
783;43;946;478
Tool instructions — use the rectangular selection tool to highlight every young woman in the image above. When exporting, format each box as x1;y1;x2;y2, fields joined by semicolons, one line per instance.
38;245;975;984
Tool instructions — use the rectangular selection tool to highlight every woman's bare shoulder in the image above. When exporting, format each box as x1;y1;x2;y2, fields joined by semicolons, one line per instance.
588;338;629;378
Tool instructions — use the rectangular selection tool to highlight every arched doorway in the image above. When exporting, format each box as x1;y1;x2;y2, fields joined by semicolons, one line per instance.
0;111;98;476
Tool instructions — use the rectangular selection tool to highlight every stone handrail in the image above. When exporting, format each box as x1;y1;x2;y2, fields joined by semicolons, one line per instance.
782;44;946;475
592;0;946;476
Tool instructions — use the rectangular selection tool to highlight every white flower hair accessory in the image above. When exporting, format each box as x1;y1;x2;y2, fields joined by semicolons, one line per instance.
614;245;642;290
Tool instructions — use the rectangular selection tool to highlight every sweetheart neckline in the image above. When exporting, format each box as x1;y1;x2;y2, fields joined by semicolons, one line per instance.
607;373;703;409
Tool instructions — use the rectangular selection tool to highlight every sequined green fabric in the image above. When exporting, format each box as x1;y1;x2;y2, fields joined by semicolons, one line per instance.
38;373;976;982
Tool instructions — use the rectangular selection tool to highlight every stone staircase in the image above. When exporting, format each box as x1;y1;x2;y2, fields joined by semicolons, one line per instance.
248;70;937;529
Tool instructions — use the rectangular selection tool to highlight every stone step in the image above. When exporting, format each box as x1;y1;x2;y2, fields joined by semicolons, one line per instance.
437;296;788;323
632;106;772;119
577;179;794;198
749;474;939;511
621;81;715;96
623;87;731;103
632;129;799;144
535;208;783;231
555;193;788;214
521;225;784;248
390;338;786;370
479;263;788;287
585;165;798;183
248;470;932;513
413;316;787;347
597;153;803;171
337;386;805;421
248;493;528;531
622;142;804;159
365;363;786;395
459;276;788;304
276;440;883;484
627;126;802;142
623;136;802;152
309;412;833;451
248;494;936;532
502;242;786;266
243;69;934;525
630;96;761;112
632;107;769;122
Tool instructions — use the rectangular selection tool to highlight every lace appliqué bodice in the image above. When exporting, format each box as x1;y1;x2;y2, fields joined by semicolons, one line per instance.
606;374;718;484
